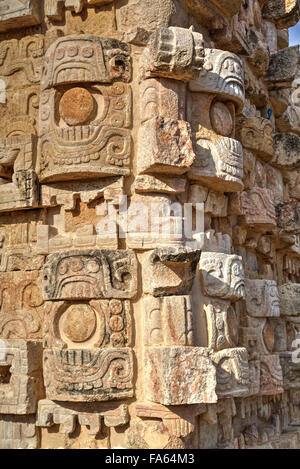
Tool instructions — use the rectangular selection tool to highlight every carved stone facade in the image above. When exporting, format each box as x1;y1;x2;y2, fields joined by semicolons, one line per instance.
0;0;299;450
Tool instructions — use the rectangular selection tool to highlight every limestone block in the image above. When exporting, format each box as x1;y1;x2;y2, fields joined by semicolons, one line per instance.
40;177;124;211
245;279;280;318
144;346;217;405
203;299;239;351
241;317;276;355
135;175;186;194
205;191;228;217
280;352;300;390
118;0;177;37
43;300;132;349
276;77;300;135
189;49;245;111
270;88;290;116
199;252;245;301
0;339;42;414
43;347;134;402
187;93;244;192
178;0;241;24
260;354;284;395
138;117;195;175
279;284;300;316
43;249;138;300
265;46;300;88
277;201;300;233
45;0;114;20
0;415;37;449
0;0;41;31
135;402;206;439
248;360;261;396
212;348;250;398
262;0;300;29
140;78;186;122
0;134;37;173
140;27;204;82
229;189;277;230
0;271;44;340
37;400;129;435
143;295;193;346
0;36;44;88
211;2;270;77
271;133;300;169
236;117;274;161
0;170;39;213
143;247;200;297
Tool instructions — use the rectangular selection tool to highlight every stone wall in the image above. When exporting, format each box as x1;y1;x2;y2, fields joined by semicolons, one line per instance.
0;0;299;449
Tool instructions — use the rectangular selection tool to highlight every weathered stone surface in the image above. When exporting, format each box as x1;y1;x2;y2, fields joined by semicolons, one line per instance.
0;271;44;339
143;295;193;346
45;0;114;20
265;46;300;88
262;0;300;29
140;27;204;82
245;279;280;318
271;133;300;169
43;250;138;300
140;78;186;122
37;400;129;434
229;189;277;230
236;117;274;161
43;347;134;402
144;346;217;405
0;170;39;213
143;247;200;296
199;252;245;301
203;299;239;351
277;201;300;233
280;353;300;390
0;339;42;414
0;0;41;31
0;415;38;449
279;284;300;316
260;354;284;395
138;117;195;175
212;348;250;398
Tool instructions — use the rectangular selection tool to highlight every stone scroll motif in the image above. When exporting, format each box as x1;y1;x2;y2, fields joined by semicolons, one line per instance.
0;339;42;414
39;35;132;182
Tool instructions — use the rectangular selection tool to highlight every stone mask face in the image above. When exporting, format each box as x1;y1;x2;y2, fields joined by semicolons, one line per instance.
245;279;280;317
200;252;245;301
38;35;132;182
188;49;245;192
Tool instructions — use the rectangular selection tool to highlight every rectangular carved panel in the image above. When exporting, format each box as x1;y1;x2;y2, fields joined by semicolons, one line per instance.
0;0;41;31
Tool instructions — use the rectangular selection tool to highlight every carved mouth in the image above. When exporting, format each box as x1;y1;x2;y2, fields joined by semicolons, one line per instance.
54;125;100;144
54;63;97;85
222;79;244;100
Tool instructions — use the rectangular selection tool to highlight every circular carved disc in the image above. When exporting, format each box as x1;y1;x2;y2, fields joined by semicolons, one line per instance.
263;320;275;353
210;101;233;137
59;87;95;126
62;304;97;343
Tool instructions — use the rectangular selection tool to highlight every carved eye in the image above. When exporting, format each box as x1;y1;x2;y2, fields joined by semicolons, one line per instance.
70;258;84;272
58;260;68;275
86;260;100;273
82;47;94;58
56;49;65;60
68;47;78;57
